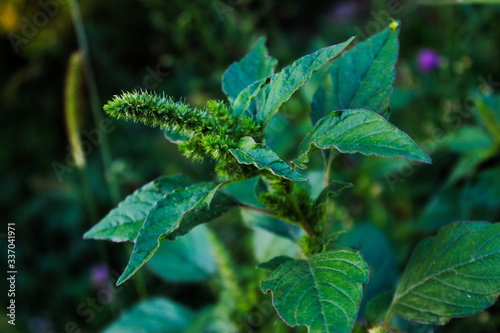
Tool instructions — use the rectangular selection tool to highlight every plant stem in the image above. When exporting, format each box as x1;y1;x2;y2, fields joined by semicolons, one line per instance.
286;193;315;238
383;310;394;329
323;150;337;188
68;0;151;301
68;0;120;204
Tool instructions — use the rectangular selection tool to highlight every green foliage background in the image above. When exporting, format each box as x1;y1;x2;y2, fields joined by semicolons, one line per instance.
1;0;499;332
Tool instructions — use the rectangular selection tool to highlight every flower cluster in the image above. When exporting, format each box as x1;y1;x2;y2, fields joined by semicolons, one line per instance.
104;91;263;178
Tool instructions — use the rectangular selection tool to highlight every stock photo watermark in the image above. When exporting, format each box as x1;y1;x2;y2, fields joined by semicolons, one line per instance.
5;222;17;326
53;268;129;333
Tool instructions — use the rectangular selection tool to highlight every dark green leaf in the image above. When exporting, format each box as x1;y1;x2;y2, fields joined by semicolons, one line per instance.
474;93;500;144
222;37;277;105
83;175;192;242
229;136;308;181
389;222;500;325
312;26;399;122
103;297;195;333
117;182;239;285
241;209;302;241
314;181;353;208
257;256;295;271
295;109;431;168
446;148;494;186
417;188;463;232
365;291;394;326
261;249;369;333
147;225;216;282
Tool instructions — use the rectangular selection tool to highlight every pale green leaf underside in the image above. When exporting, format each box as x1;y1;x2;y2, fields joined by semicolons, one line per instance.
295;109;431;168
229;136;307;181
232;37;355;121
390;222;500;325
222;37;277;105
103;297;194;333
312;26;398;123
261;249;369;333
117;182;239;285
147;225;216;282
83;175;192;242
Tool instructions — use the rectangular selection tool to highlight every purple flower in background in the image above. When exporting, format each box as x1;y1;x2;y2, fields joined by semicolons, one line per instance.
91;263;110;289
417;49;442;73
327;1;361;22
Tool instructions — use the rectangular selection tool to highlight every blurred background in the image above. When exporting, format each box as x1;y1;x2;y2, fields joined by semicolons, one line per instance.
1;0;500;332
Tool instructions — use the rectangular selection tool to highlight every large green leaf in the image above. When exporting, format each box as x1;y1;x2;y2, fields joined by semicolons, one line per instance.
103;297;195;333
147;225;216;282
229;136;308;181
256;37;354;124
389;222;500;325
117;182;240;285
222;37;277;105
261;249;369;333
312;26;398;123
313;181;353;209
295;109;431;168
83;175;192;242
232;37;355;121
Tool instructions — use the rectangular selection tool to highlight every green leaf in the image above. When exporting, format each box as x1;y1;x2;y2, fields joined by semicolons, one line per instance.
241;209;302;241
253;229;299;264
257;255;295;272
261;249;369;333
103;297;195;333
229;136;308;181
256;37;355;124
83;175;192;242
475;93;500;144
389;222;500;325
117;182;239;285
365;291;393;326
417;188;463;232
232;37;354;120
180;305;238;333
295;109;431;168
312;26;399;122
222;37;277;105
232;78;270;118
446;148;495;186
314;181;353;208
147;225;216;282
